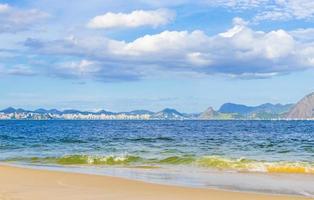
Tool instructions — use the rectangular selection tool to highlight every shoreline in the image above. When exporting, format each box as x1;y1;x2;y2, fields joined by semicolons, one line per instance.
0;164;312;200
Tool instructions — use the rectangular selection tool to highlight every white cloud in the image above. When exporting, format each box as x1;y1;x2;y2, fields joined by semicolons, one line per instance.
219;17;248;38
121;30;209;55
87;9;175;29
24;18;314;80
110;22;296;69
0;4;48;33
57;60;101;77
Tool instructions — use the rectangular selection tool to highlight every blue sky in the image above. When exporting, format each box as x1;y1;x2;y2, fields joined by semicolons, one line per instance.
0;0;314;112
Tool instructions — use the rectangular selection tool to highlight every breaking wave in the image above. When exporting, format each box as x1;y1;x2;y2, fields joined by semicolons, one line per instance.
5;155;314;174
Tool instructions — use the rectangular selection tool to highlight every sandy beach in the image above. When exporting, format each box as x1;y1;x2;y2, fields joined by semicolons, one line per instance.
0;165;311;200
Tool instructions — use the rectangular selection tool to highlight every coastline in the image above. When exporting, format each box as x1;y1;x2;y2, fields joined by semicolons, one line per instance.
0;164;312;200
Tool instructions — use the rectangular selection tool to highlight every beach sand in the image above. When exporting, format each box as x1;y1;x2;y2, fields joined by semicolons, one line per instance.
0;165;311;200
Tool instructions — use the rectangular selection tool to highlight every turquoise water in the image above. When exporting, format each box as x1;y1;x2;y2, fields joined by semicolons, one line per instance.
0;120;314;196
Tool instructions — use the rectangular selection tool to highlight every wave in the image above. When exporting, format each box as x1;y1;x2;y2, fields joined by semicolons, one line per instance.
8;155;142;165
197;156;314;174
157;156;195;164
5;155;314;174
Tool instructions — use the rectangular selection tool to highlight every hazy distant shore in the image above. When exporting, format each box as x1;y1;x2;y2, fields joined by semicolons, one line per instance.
1;91;313;120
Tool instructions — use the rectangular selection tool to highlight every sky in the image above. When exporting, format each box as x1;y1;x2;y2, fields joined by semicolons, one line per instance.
0;0;314;113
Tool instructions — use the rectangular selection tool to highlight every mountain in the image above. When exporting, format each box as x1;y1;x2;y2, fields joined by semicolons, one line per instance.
286;92;314;119
198;107;217;119
219;103;252;115
1;107;31;114
219;103;293;116
198;107;242;120
1;107;17;114
151;108;185;120
253;103;294;114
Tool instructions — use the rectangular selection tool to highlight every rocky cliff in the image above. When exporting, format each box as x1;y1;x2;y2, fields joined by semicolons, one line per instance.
286;92;314;119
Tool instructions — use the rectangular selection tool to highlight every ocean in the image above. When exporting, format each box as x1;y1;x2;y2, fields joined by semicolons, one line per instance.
0;120;313;196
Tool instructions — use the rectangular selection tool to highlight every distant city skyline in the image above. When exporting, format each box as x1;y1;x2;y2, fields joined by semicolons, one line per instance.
1;0;314;112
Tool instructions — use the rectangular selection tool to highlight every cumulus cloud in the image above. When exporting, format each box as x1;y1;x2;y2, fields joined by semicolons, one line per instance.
0;3;48;33
24;18;314;81
87;9;175;29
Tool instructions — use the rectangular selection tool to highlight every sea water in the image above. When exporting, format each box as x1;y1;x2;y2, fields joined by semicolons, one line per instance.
0;120;313;196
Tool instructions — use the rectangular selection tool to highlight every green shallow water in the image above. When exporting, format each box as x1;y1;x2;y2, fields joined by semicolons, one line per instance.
6;155;314;174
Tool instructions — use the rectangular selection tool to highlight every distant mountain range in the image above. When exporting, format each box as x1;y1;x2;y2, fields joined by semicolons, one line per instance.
1;92;314;120
219;103;293;115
